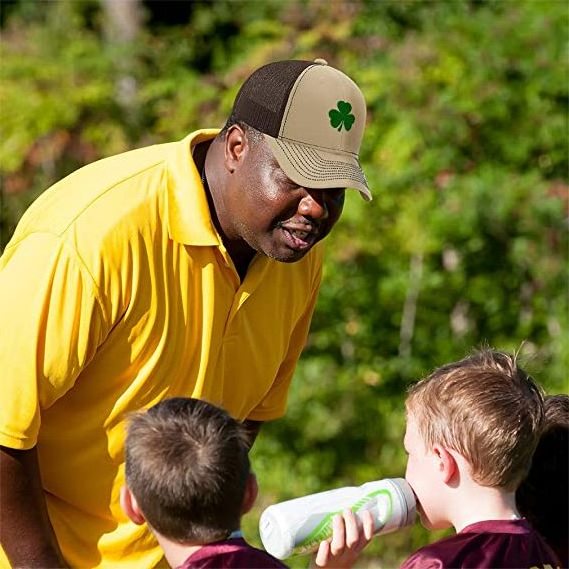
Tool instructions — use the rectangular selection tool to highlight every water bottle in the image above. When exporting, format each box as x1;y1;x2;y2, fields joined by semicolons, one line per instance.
259;477;416;559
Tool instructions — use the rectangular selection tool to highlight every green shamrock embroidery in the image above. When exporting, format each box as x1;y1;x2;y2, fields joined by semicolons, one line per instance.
328;100;355;132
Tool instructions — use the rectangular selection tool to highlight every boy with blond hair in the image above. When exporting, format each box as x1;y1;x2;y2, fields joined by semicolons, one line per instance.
316;348;560;569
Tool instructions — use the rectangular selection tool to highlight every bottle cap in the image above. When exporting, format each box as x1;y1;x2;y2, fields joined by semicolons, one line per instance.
260;507;295;559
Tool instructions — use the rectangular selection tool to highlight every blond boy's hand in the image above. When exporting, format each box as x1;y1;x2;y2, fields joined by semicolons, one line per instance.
314;509;374;569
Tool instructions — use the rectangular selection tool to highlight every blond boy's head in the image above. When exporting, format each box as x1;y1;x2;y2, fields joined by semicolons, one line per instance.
404;349;544;531
405;348;544;493
406;349;544;490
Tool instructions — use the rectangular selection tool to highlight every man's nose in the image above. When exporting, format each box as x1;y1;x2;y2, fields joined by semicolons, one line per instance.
298;190;329;220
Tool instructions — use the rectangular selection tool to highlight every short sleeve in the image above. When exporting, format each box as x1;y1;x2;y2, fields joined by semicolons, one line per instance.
0;233;108;449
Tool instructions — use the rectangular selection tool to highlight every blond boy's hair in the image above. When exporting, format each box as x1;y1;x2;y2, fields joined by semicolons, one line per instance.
405;348;544;491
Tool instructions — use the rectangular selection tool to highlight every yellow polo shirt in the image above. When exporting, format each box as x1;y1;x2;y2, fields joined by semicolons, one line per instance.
0;130;323;568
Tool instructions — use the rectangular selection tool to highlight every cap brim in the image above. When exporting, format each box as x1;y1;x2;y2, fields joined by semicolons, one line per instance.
264;135;372;201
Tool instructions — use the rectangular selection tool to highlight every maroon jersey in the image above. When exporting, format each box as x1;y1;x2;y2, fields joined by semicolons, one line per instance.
400;519;561;569
178;537;287;569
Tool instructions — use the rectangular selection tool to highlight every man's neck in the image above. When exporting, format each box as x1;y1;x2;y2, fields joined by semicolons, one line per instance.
198;139;256;281
224;241;256;281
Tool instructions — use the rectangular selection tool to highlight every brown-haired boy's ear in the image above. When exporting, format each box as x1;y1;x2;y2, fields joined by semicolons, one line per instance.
120;485;146;525
241;472;258;515
433;445;458;485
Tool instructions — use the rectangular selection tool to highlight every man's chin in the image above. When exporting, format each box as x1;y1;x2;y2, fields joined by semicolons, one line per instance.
264;228;321;262
261;241;312;263
266;249;309;263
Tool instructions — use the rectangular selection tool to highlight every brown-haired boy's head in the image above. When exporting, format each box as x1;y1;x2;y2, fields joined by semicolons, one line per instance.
517;394;569;567
121;397;255;544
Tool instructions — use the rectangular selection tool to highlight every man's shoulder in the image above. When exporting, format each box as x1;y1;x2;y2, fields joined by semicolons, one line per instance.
6;141;185;261
60;143;173;215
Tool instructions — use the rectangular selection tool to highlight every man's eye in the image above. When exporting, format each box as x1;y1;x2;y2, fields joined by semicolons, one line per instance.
277;175;297;190
329;190;346;206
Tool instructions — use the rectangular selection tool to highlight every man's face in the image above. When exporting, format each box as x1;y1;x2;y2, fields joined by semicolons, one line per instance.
224;133;345;263
404;413;450;531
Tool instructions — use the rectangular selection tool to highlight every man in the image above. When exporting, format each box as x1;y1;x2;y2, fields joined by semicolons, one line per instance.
0;59;370;568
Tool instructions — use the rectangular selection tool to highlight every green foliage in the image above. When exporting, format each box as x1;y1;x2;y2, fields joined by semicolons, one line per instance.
1;1;567;566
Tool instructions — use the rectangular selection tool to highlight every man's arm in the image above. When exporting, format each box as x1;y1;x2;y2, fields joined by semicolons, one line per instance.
0;446;67;568
243;419;263;449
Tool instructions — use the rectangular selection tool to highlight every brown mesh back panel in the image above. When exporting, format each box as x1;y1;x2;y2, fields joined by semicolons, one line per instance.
232;60;314;137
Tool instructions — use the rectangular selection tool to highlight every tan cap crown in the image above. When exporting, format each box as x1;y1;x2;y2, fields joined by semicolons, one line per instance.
230;59;371;201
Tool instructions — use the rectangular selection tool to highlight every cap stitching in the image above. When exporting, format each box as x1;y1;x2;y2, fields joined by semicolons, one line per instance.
277;139;363;169
275;138;362;168
278;142;367;184
275;136;359;158
300;147;364;174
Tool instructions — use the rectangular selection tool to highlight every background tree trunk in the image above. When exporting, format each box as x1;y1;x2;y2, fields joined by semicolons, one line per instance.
101;0;143;110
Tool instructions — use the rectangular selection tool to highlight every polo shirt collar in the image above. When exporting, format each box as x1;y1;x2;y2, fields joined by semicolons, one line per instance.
167;129;221;246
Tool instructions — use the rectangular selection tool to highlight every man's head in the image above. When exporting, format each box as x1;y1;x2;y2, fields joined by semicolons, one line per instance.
206;59;369;263
227;59;370;201
121;398;256;544
403;348;544;530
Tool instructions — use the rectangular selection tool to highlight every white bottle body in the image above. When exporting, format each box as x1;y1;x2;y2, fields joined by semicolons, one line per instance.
259;477;416;559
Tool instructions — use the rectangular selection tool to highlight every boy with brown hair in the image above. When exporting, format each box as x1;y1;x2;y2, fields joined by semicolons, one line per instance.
316;348;561;568
120;397;286;569
517;394;569;568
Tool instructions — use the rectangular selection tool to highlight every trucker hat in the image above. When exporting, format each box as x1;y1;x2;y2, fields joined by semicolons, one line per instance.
229;59;371;201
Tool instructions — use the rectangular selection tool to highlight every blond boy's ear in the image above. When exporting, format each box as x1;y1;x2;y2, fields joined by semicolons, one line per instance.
120;485;146;525
432;444;458;484
241;472;258;515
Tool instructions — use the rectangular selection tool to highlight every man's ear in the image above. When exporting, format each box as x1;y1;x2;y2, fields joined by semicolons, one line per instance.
432;444;458;484
224;124;248;173
241;472;258;515
120;485;146;525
